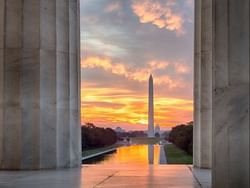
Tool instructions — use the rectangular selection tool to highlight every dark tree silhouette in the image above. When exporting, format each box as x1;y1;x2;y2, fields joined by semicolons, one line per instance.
167;123;193;155
81;123;117;150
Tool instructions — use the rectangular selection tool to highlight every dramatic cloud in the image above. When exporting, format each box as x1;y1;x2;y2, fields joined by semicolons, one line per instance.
81;56;191;88
131;0;185;35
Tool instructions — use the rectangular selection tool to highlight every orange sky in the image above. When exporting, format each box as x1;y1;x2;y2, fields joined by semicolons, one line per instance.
81;0;194;130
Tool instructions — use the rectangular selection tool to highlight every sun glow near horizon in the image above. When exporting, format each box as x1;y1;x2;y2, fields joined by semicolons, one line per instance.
81;83;193;130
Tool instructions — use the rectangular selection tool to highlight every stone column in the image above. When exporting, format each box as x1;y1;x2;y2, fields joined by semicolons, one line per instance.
212;0;249;187
0;0;81;170
193;0;212;169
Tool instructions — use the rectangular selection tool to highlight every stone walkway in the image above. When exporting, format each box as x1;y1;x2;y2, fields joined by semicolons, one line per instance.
0;165;211;188
83;165;211;188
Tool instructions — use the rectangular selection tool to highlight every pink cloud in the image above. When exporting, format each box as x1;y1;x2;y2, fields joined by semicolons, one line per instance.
81;56;190;90
148;61;169;69
131;0;185;35
174;62;191;74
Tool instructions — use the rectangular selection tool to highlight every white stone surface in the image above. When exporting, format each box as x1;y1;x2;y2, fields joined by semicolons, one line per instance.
0;49;3;168
194;0;250;187
0;0;4;49
193;0;212;169
5;0;22;48
57;52;70;168
69;0;81;167
212;0;250;187
4;49;22;169
0;165;210;188
56;0;70;168
40;48;57;169
0;0;4;168
0;0;81;170
193;0;201;168
21;48;40;169
192;167;211;188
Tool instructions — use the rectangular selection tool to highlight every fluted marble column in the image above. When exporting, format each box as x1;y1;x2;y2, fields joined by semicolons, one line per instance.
0;0;81;170
195;0;250;187
193;0;212;169
212;0;249;187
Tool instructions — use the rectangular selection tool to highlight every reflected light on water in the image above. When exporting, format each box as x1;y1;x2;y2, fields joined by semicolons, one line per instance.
86;145;166;165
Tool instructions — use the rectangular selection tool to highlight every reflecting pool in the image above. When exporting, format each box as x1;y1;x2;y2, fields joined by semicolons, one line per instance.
83;145;167;165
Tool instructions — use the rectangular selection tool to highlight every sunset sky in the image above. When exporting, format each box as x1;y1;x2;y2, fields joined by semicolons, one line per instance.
80;0;194;130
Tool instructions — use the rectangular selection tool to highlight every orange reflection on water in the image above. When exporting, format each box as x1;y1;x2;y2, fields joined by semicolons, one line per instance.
96;145;164;165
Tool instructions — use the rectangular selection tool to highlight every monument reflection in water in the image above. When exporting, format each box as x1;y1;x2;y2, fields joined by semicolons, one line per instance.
148;145;167;164
83;145;167;165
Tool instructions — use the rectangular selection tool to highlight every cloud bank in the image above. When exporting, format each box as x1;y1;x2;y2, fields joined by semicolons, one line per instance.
131;0;185;35
82;56;191;88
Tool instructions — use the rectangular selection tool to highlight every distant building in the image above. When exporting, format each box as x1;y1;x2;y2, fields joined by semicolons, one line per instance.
115;127;125;133
155;125;161;135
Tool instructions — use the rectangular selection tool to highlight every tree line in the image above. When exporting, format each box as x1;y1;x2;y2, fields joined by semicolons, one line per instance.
167;122;193;155
81;123;117;149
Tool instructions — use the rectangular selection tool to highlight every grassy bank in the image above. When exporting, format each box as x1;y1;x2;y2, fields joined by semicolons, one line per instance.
131;137;164;144
164;144;193;164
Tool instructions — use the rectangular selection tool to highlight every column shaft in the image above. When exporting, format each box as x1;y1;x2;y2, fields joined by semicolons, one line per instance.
213;0;250;187
0;0;81;170
40;0;57;169
193;0;212;169
0;0;4;168
56;0;70;168
3;0;22;169
69;0;81;167
193;0;201;167
21;0;41;170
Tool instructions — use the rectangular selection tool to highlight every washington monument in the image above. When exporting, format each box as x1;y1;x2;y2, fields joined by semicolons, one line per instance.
148;74;154;137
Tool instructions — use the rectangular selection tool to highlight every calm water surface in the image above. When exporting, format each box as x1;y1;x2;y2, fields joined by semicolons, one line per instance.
83;145;167;165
